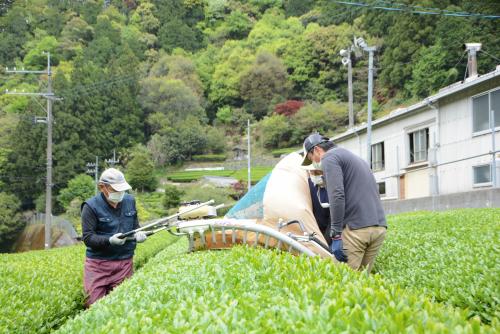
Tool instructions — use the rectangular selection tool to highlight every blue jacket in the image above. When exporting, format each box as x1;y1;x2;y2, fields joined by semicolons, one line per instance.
81;193;139;260
308;178;331;244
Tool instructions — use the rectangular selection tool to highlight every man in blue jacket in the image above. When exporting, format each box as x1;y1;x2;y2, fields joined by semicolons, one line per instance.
81;168;147;307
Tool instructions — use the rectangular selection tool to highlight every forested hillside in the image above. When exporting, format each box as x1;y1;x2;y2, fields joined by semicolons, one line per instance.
0;0;498;245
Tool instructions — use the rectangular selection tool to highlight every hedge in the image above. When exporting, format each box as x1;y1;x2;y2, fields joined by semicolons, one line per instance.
191;154;227;162
57;241;492;333
0;233;177;334
376;208;500;323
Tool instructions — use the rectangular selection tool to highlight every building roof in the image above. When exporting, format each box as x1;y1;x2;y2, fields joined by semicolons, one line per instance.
332;65;500;142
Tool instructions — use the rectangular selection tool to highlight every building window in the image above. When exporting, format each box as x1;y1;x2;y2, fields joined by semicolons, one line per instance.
409;128;429;163
472;89;500;133
473;164;491;185
377;182;386;196
371;142;385;171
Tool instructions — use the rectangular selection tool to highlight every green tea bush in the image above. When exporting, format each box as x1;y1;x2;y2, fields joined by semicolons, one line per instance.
376;209;500;323
192;154;227;162
166;166;272;183
134;191;167;220
0;233;177;334
57;242;492;333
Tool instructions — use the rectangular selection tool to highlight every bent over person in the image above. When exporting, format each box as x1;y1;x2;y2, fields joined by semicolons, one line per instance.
81;168;147;307
301;133;387;273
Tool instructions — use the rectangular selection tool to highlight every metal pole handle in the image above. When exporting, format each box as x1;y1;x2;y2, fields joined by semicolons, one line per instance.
119;199;215;238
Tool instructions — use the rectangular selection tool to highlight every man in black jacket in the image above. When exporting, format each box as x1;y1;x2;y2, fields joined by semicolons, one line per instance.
301;133;387;273
81;168;147;307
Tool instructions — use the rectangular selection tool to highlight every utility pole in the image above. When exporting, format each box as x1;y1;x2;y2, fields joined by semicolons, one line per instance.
105;149;119;167
366;47;375;167
247;119;251;191
490;106;497;188
340;47;354;128
86;157;99;195
5;52;60;250
354;37;376;166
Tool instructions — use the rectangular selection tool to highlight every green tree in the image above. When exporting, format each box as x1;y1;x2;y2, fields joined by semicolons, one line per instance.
158;19;202;52
130;1;160;34
140;78;205;123
0;192;24;252
207;42;255;108
0;6;31;65
127;151;157;192
153;0;205;52
240;52;289;119
147;134;168;167
149;54;204;98
57;174;95;210
216;106;233;124
407;43;458;98
59;16;94;60
205;126;226;154
205;10;253;44
259;114;292;149
2;100;46;206
284;0;315;17
23;34;61;69
163;184;184;210
290;101;348;144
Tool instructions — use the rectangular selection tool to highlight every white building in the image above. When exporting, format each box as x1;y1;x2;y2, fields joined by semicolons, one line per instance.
332;66;500;201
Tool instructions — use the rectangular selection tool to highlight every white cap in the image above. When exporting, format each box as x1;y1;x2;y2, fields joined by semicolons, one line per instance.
99;168;131;192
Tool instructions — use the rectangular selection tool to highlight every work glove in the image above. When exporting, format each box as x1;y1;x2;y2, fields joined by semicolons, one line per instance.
109;233;126;246
134;231;147;243
330;236;348;263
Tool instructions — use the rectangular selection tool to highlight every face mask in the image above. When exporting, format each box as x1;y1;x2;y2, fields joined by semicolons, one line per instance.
317;188;330;208
310;175;324;187
108;190;125;203
312;160;322;171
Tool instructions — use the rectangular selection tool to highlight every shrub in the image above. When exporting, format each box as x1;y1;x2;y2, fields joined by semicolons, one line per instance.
274;99;304;116
163;185;185;210
127;152;157;192
376;208;500;323
57;243;492;333
191;154;227;162
57;174;95;210
0;192;24;251
259;114;292;149
0;233;178;334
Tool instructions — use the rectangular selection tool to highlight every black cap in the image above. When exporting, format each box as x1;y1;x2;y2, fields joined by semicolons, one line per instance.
301;133;330;165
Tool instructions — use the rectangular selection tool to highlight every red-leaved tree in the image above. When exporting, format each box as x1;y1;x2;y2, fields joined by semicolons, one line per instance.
274;100;304;117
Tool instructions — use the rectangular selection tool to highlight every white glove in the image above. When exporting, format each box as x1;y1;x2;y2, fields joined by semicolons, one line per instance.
134;231;147;243
109;233;126;246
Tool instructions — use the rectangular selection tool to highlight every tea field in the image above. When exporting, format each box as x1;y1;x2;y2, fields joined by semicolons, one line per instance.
0;233;178;334
0;209;498;333
166;166;272;183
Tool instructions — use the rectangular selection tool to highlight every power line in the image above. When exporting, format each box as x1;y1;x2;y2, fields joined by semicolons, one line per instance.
480;49;500;63
330;1;500;19
452;51;467;69
57;74;137;98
